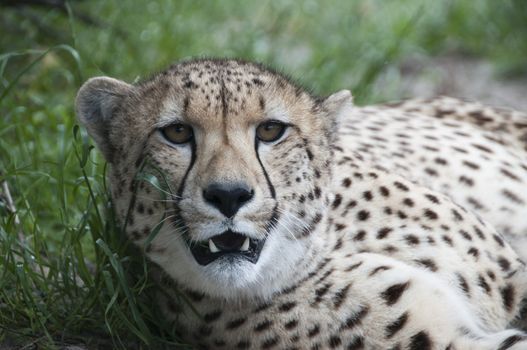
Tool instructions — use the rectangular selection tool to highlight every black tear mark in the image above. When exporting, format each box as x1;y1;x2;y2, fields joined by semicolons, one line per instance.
254;139;276;198
176;140;196;198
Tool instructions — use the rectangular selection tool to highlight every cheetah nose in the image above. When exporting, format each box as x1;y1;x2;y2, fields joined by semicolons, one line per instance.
203;182;254;218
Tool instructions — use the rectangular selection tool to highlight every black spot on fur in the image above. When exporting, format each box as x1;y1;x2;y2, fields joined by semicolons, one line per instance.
254;320;273;332
502;189;525;204
457;274;470;296
423;209;438;220
377;227;393;239
462;160;480;169
501;284;515;312
204;310;222;323
186;290;205;302
472;143;493;153
404;235;419;245
424;194;440;204
369;265;391;276
403;198;414;207
467;247;479;258
354;230;366;241
393;181;409;191
346;200;357;209
434;157;448;165
487;270;496;281
307;324;320;337
333;284;351;309
335;223;346;231
279;301;297;312
253;303;272;314
386;312;409;338
226;317;247;330
474;226;486;240
333;237;343;250
332;194;342;209
313;283;332;304
261;335;279;349
328;335;342;348
409;331;431;350
357;210;370;221
397;210;408;219
414;258;438;272
459;230;472;241
478;275;491;294
252;78;264;86
424;167;438;176
381;281;410;305
501;168;522;182
493;234;505;247
345;261;363;272
498;257;511;271
342;306;369;329
347;337;365;350
184;80;197;89
497;334;527;350
306;148;314;161
459;175;474;186
284;319;299;330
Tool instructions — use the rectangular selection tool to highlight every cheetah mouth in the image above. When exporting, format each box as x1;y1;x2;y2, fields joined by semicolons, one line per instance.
188;230;265;266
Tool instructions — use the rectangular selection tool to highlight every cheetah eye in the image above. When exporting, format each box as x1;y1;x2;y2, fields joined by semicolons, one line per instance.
256;121;288;143
161;123;194;144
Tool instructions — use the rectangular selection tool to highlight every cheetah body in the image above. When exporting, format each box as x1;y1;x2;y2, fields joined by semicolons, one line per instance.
341;97;527;257
76;59;527;349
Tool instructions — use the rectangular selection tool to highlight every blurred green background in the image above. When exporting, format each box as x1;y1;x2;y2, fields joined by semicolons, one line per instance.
1;0;526;348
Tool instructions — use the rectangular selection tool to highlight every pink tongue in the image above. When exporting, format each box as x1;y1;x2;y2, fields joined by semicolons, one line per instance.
211;231;246;251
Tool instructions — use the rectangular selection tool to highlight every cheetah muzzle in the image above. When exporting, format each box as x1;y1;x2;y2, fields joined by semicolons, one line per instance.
180;181;271;265
76;58;527;350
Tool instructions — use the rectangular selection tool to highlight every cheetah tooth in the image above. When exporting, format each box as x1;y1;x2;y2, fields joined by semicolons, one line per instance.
208;239;220;253
240;237;250;251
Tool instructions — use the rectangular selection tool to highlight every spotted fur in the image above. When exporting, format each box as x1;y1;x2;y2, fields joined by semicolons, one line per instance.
76;58;527;349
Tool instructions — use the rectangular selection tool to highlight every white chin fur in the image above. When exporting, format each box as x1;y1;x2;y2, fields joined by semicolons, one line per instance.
149;222;310;301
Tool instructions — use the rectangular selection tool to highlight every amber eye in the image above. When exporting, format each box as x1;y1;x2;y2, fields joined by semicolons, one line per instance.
161;123;193;144
256;121;287;143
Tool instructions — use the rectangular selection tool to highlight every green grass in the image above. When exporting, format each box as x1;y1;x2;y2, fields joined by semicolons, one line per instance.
1;0;526;348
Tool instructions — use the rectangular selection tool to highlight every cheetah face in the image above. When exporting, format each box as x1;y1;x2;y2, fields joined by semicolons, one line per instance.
155;117;288;269
76;59;352;300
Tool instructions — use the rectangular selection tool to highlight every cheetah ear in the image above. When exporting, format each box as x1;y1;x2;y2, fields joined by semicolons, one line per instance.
76;77;133;162
321;90;353;134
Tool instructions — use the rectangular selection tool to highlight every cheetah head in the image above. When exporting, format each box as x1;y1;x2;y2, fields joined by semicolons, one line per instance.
76;59;352;300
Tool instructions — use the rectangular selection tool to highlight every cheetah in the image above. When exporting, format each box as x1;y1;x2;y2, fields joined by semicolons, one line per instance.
76;58;527;349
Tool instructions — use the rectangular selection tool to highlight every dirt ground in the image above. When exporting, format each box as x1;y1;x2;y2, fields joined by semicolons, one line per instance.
398;54;527;111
